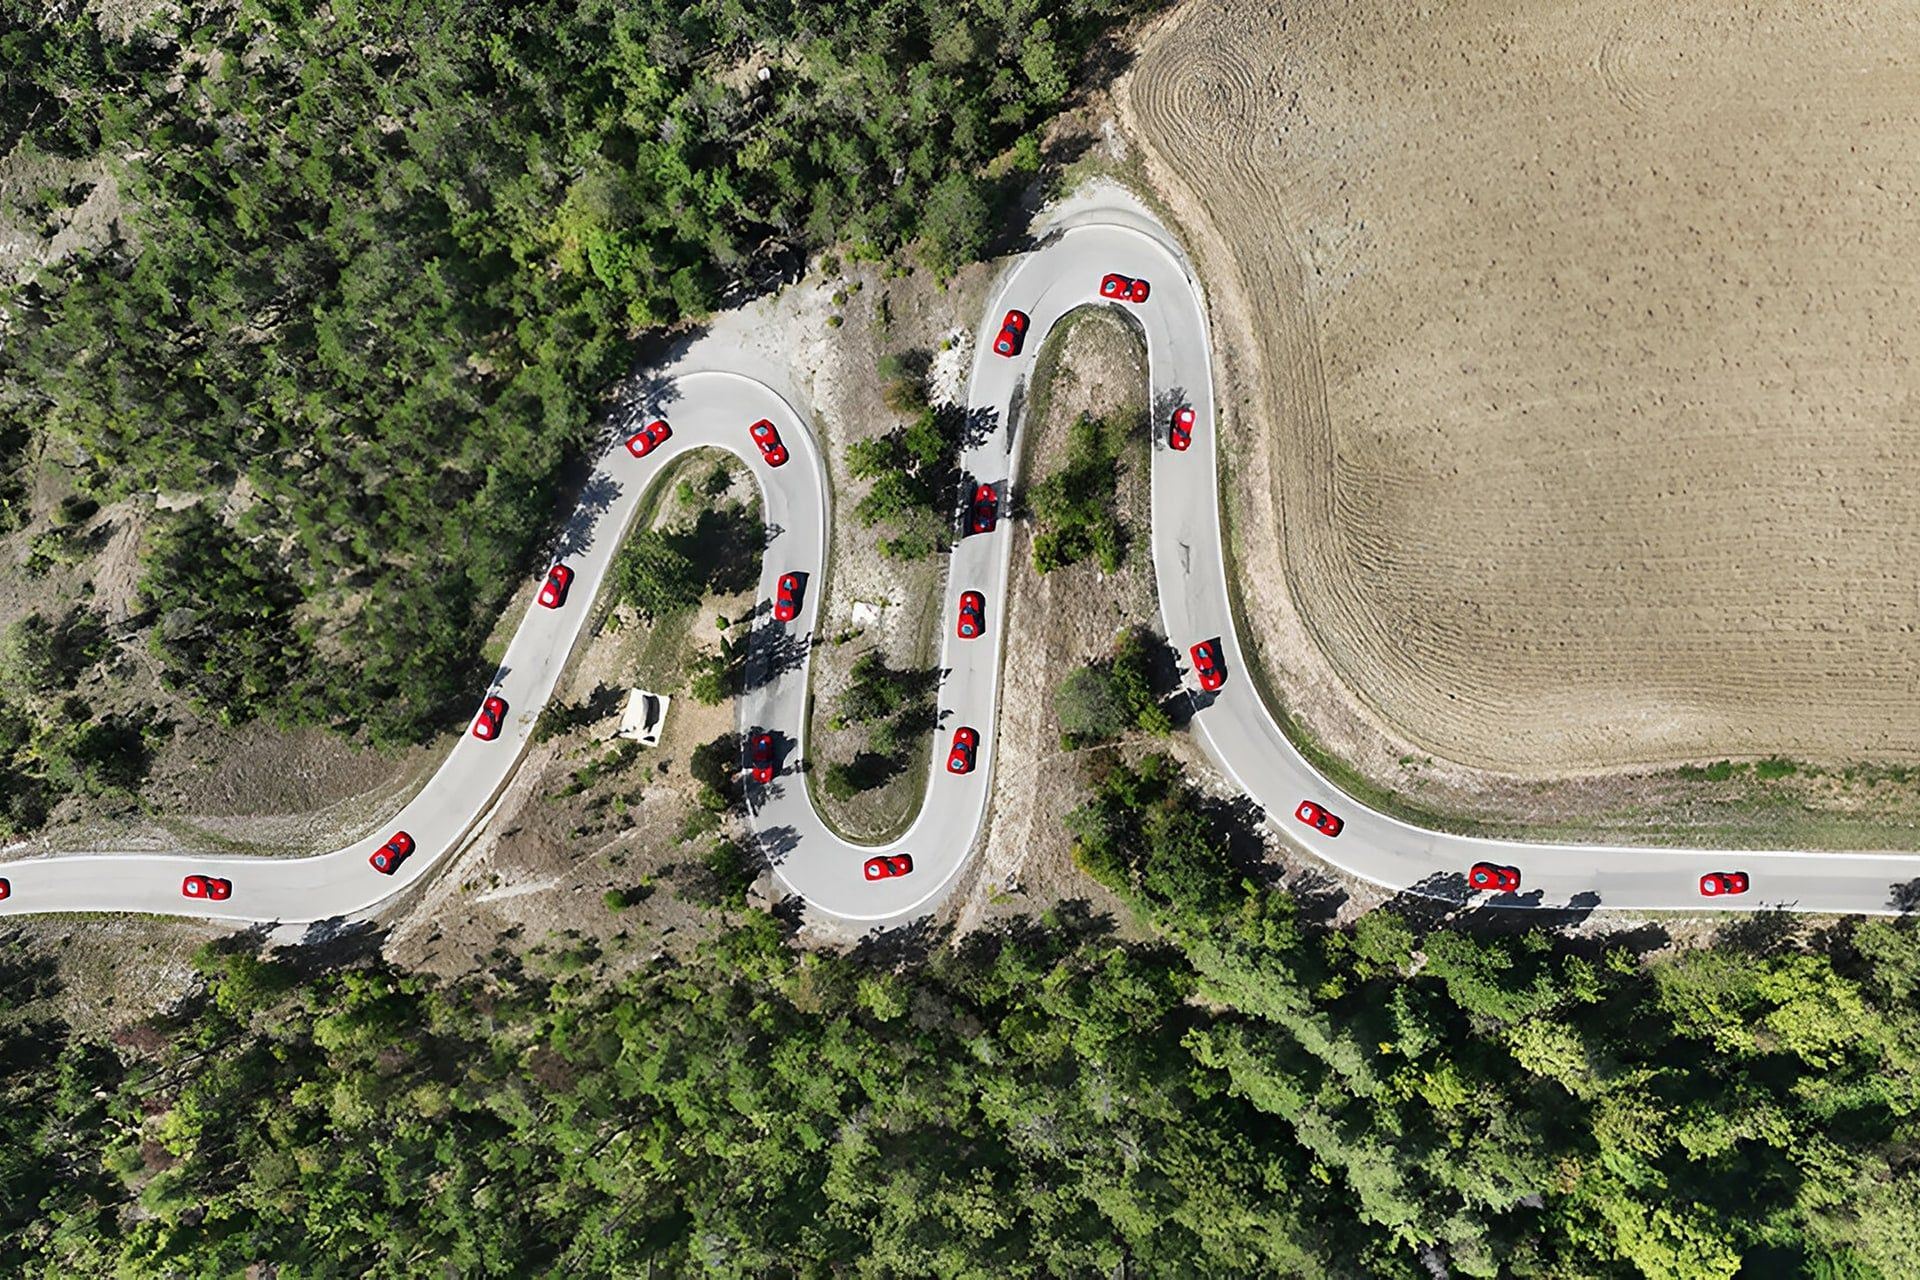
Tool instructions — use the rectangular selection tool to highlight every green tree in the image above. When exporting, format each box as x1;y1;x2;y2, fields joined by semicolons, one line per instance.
611;529;704;619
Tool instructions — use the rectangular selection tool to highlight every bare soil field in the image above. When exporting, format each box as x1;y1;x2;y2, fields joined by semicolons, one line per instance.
1122;0;1920;817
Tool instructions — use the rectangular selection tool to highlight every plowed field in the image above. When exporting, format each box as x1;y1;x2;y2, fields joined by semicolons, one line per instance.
1125;0;1920;775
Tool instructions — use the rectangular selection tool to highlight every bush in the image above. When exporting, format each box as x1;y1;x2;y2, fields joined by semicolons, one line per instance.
533;684;618;743
1030;412;1129;575
689;733;742;811
611;529;704;619
824;754;898;799
1057;628;1171;747
847;396;962;562
700;839;755;911
138;508;309;727
839;652;915;724
1057;667;1126;748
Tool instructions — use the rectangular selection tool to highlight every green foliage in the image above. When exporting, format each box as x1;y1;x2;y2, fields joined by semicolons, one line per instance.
612;504;763;620
826;653;933;795
687;633;748;707
847;374;963;559
8;763;1920;1275
839;652;911;724
1056;665;1126;746
611;529;703;619
1056;626;1170;747
0;0;1144;744
688;732;742;812
0;603;153;831
698;839;754;911
138;508;309;728
0;607;106;703
531;683;619;744
1031;411;1130;574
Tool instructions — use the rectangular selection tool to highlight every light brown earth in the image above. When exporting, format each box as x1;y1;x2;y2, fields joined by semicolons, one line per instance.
779;257;998;842
1120;0;1920;832
950;308;1157;936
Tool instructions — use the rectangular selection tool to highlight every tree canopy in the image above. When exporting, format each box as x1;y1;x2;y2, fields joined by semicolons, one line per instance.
5;752;1920;1274
0;0;1146;746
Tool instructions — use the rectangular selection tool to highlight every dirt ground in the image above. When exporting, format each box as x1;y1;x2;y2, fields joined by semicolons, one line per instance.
1118;0;1920;837
947;308;1158;935
763;256;1000;842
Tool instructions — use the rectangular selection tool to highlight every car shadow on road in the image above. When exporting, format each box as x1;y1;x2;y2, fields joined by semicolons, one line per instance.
1373;872;1626;941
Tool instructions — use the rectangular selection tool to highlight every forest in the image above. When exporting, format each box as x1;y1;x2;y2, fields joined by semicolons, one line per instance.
0;0;1142;752
2;751;1917;1276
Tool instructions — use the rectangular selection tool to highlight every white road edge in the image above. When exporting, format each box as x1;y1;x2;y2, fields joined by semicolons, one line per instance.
1;189;1914;930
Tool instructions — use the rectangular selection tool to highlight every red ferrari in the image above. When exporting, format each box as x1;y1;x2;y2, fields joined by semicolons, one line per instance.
370;831;415;875
625;418;672;458
1190;640;1225;692
970;483;998;535
993;310;1028;358
1294;800;1343;837
182;875;233;901
1169;406;1195;452
749;731;777;784
749;418;789;467
1468;863;1522;893
947;726;978;775
538;564;573;609
775;573;802;623
864;854;914;881
956;590;985;639
472;695;507;741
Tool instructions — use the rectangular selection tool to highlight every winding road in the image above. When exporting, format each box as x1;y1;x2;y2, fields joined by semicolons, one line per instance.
1;189;1916;928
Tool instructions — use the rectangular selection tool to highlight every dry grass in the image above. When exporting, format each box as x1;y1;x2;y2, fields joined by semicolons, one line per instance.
1121;0;1920;842
950;307;1157;935
790;257;999;842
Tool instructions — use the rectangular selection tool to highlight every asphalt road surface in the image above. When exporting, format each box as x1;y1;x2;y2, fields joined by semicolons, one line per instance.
1;190;1914;928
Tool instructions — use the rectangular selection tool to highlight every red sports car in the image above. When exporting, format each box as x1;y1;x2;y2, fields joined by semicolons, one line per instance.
538;563;573;609
1100;273;1151;304
1170;406;1195;452
625;418;672;458
956;590;985;639
749;731;776;784
1468;863;1523;893
775;572;803;623
864;854;915;881
182;875;233;902
993;309;1028;358
749;418;789;467
970;483;998;535
1294;800;1343;838
1699;871;1751;897
370;831;415;876
947;726;979;775
472;695;507;741
0;877;12;900
1190;640;1225;692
